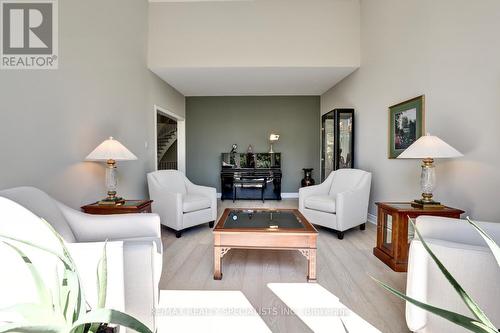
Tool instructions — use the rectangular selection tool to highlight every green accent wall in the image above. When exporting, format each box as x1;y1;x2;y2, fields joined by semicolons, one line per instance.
186;96;320;193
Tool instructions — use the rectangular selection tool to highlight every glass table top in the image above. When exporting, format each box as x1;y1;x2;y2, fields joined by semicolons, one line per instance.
221;210;305;229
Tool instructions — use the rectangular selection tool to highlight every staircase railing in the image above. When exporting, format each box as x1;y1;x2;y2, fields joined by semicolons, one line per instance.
158;124;176;139
158;161;177;170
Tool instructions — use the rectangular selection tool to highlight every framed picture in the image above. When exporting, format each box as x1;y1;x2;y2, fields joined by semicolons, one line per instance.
388;95;425;158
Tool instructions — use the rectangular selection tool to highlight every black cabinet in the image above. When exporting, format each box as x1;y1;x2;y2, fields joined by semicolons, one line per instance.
321;109;354;181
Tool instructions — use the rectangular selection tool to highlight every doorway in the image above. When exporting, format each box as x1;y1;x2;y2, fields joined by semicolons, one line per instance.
154;105;186;173
157;113;177;170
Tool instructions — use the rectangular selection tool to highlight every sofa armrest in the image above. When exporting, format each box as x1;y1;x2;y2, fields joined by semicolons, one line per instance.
58;203;161;242
406;238;500;332
415;216;500;246
66;241;125;312
123;240;162;331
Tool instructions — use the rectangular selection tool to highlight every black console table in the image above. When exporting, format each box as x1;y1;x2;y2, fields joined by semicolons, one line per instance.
220;153;282;201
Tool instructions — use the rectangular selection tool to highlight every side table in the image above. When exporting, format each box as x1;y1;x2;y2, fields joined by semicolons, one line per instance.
81;200;153;215
373;202;464;272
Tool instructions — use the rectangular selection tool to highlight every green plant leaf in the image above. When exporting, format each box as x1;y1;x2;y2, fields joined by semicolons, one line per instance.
409;218;496;329
70;308;153;333
90;242;108;333
371;276;498;333
96;241;108;309
0;235;73;270
0;240;52;307
37;218;86;323
466;217;500;267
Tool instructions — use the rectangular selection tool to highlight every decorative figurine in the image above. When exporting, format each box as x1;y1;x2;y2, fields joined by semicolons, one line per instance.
301;168;315;187
230;144;238;153
247;145;253;153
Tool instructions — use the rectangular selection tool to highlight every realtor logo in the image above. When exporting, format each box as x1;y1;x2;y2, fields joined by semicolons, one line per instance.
1;0;58;69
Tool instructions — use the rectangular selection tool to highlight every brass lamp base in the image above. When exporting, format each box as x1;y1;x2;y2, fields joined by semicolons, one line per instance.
411;194;444;209
98;191;125;205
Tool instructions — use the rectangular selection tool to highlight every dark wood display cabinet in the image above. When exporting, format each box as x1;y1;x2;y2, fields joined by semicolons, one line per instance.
373;202;464;272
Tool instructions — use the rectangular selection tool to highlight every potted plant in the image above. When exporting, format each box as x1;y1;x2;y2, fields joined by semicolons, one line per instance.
0;218;152;333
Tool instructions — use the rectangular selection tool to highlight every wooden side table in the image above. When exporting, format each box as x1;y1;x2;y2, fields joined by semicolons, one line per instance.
81;200;153;215
373;202;464;272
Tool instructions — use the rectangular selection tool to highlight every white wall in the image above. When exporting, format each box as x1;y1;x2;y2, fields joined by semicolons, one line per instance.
321;0;500;221
148;0;360;68
0;0;185;209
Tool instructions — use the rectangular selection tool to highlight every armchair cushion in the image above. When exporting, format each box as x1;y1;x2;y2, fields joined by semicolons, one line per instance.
329;169;367;196
183;194;211;213
304;195;336;213
149;170;187;194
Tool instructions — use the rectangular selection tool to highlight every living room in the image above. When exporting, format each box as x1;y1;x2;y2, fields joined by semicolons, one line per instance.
0;0;499;333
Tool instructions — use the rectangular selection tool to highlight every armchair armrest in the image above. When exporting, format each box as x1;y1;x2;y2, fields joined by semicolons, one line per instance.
57;202;161;242
298;179;332;211
187;183;216;198
150;191;183;230
186;182;217;220
335;186;370;230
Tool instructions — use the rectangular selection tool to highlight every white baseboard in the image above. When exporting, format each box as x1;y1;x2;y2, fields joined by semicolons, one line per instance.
367;213;377;225
216;192;299;199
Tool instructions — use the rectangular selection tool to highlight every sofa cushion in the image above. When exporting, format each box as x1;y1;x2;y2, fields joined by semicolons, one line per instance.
183;194;211;213
304;195;336;214
0;187;76;242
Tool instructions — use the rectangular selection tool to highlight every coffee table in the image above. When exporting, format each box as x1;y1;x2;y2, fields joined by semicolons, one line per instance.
213;208;318;282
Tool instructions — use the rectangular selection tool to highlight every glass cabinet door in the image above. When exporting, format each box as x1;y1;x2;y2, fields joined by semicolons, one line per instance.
321;111;335;182
321;109;354;181
337;111;354;169
382;213;394;253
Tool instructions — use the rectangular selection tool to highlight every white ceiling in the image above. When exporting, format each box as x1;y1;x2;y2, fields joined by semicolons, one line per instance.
150;67;358;96
149;0;252;2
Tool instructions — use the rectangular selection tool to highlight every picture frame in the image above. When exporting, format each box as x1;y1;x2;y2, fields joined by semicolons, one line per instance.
388;95;425;158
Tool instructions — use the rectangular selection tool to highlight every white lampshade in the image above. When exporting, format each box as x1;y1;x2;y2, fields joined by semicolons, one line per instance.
269;134;280;142
397;133;463;159
85;137;137;161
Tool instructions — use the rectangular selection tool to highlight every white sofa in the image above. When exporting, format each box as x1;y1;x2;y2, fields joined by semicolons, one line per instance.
406;216;500;333
0;187;162;332
299;169;371;239
147;170;217;238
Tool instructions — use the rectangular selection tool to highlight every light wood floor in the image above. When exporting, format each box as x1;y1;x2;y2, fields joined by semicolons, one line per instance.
159;199;409;333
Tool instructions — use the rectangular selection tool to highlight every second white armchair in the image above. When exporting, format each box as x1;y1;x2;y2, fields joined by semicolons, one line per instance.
147;170;217;238
299;169;371;239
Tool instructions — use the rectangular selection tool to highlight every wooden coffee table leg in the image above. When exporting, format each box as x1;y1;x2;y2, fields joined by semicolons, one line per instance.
214;246;222;280
307;248;317;282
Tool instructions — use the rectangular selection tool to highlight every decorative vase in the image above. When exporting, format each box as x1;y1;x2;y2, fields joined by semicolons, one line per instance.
301;168;315;187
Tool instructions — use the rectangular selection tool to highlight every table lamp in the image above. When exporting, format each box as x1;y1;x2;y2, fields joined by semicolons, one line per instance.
269;133;280;153
85;137;137;204
398;133;462;208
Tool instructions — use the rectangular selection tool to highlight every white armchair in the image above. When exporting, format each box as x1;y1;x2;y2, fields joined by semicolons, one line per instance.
147;170;217;238
0;187;162;332
406;216;500;333
299;169;371;239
